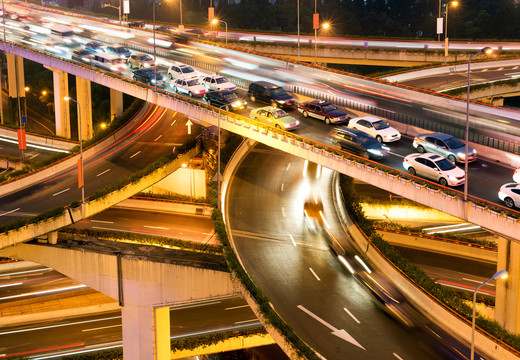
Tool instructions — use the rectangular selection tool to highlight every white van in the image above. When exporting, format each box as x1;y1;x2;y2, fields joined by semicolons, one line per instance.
91;53;126;73
50;24;75;44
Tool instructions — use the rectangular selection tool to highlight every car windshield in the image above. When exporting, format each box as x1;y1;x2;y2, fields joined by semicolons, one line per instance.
76;50;90;55
141;55;152;61
224;93;238;101
142;69;155;76
270;87;287;96
322;104;337;112
272;110;288;119
216;77;228;84
372;120;390;130
444;136;464;149
187;80;199;86
435;158;456;171
181;67;195;74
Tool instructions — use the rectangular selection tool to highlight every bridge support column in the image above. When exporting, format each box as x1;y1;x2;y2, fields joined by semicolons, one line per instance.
110;88;123;120
122;303;170;360
75;76;93;140
6;53;26;126
52;69;70;138
495;238;520;333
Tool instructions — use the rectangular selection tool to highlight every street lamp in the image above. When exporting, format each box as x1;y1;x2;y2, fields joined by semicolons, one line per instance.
64;96;85;207
211;18;228;46
444;0;458;63
216;103;228;210
297;0;300;61
101;1;122;25
470;269;508;360
464;47;492;201
314;22;330;65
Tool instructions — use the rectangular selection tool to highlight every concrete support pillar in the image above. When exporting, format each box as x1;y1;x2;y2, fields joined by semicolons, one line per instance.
53;70;70;138
75;76;93;140
48;231;58;245
110;88;123;120
121;303;170;360
6;53;26;125
495;238;520;333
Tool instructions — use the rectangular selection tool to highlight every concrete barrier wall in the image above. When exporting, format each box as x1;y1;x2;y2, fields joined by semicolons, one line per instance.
0;126;77;151
114;198;213;217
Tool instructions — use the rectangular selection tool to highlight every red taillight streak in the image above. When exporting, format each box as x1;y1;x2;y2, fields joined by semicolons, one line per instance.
437;279;496;295
43;106;166;185
2;342;86;357
0;274;62;286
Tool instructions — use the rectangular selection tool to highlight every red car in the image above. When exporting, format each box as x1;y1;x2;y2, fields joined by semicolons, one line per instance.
297;100;350;125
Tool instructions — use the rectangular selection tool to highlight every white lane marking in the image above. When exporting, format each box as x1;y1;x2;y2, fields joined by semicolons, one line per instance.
83;324;121;332
91;219;114;224
0;315;122;335
53;188;70;197
297;305;365;350
170;301;221;311
130;151;141;158
316;353;327;360
463;278;495;286
389;151;404;158
309;267;321;281
393;353;404;360
154;134;163;142
96;168;111;177
171;119;177;126
28;153;39;160
143;225;169;230
234;319;258;325
281;207;285;217
0;208;20;217
497;67;504;71
225;305;249;311
289;234;297;246
281;183;284;191
0;284;87;301
344;308;360;324
481;68;488;72
286;163;291;171
92;226;118;231
0;282;23;288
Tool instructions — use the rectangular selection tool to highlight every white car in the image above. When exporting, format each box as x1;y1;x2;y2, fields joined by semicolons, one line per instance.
498;183;520;208
514;167;520;183
168;63;199;81
201;74;237;92
403;153;465;187
171;78;206;97
348;116;401;143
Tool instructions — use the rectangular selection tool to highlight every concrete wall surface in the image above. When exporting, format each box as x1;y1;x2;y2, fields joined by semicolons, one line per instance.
0;126;77;151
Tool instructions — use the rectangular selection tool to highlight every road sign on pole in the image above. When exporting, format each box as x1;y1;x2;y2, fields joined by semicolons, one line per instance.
17;129;26;149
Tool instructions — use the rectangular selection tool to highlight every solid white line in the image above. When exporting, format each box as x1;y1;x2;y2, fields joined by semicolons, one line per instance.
316;353;327;360
389;151;404;158
234;319;258;325
28;153;39;160
281;183;284;191
0;208;20;217
463;278;495;286
344;307;360;324
154;134;163;142
143;225;169;230
286;163;291;171
91;219;114;224
130;151;141;158
0;282;23;288
289;234;297;246
0;316;122;335
309;267;321;281
53;188;70;197
96;168;111;177
82;324;121;332
225;305;249;311
171;119;177;126
170;301;221;311
92;226;117;231
393;352;404;360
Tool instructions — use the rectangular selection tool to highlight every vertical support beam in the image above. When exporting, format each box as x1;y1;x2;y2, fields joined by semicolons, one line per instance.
121;303;170;360
53;70;70;138
75;76;93;140
48;231;58;245
110;88;123;121
6;53;25;125
495;238;520;333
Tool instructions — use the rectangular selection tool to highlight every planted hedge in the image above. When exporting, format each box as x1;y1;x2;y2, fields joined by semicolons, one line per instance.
0;206;64;234
339;174;520;353
170;327;267;351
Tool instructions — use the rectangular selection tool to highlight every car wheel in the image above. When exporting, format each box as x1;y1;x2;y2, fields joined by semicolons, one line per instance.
376;135;383;143
448;155;457;163
249;94;256;102
504;197;515;208
254;117;260;123
128;61;132;69
132;75;137;81
303;111;309;118
362;151;370;159
169;73;173;80
174;86;178;93
417;145;425;153
275;124;282;130
408;167;416;176
325;117;331;125
439;178;448;186
188;91;193;97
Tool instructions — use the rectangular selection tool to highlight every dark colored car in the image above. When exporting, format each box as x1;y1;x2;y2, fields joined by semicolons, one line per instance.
298;100;350;125
156;25;176;34
106;45;131;59
331;127;390;160
84;41;106;53
128;20;145;28
71;48;94;63
204;90;247;112
132;68;165;87
247;81;295;109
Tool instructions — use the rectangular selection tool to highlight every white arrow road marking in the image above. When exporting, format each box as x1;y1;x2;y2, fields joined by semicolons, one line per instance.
297;305;365;350
186;119;193;134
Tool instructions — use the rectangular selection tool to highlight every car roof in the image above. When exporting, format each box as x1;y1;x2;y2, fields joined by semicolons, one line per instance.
417;153;444;160
353;116;382;122
309;100;330;105
133;52;148;56
335;127;371;138
420;132;453;140
251;81;280;89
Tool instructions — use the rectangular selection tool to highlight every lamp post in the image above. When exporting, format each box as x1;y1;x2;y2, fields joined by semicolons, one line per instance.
444;0;458;63
64;96;85;207
216;103;228;210
211;19;228;46
297;0;300;61
464;47;492;201
314;22;329;65
101;1;122;25
152;0;160;93
471;269;508;360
